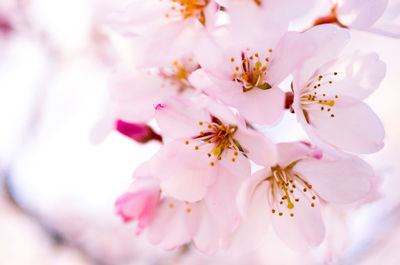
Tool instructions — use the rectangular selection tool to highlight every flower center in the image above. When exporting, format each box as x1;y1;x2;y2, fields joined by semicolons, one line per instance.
267;164;317;217
185;116;245;166
230;50;273;92
165;0;209;26
159;57;199;93
300;71;340;123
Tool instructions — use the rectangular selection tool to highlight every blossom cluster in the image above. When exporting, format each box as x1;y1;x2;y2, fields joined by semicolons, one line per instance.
110;0;392;254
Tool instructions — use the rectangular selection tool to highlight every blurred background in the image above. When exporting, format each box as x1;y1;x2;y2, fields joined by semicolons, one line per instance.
0;0;399;264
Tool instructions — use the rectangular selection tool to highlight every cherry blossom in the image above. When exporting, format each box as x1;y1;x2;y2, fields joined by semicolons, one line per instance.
116;162;244;254
150;96;276;202
110;56;199;123
109;0;219;66
191;19;314;125
226;142;374;252
291;24;386;154
108;0;390;258
115;178;160;234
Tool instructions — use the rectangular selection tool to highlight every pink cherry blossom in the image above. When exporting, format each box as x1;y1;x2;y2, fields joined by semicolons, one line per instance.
115;164;161;234
191;19;315;125
109;0;219;67
110;56;199;123
292;24;386;154
115;162;244;254
147;169;243;254
226;142;374;252
150;96;276;202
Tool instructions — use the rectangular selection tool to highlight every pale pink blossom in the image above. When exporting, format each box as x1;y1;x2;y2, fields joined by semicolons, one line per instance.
292;24;386;154
226;142;373;252
150;96;276;202
147;173;240;254
116;163;243;254
109;0;219;66
110;56;199;123
191;20;314;125
115;164;161;234
329;0;400;38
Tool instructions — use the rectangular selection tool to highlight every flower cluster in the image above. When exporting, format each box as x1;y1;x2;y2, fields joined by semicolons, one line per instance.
110;0;389;254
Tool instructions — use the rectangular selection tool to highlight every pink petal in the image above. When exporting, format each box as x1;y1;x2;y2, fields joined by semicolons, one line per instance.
224;180;270;254
108;0;172;36
234;128;277;167
271;190;325;251
336;0;388;29
196;94;244;126
193;30;235;80
151;140;217;202
258;0;316;21
115;178;160;232
236;168;269;217
276;142;316;166
307;96;385;153
293;156;372;204
134;19;202;68
147;198;191;250
191;203;220;255
154;97;210;139
318;52;386;100
267;31;315;86
223;1;287;48
204;152;250;232
115;191;151;222
110;69;175;123
233;86;286;125
299;24;350;83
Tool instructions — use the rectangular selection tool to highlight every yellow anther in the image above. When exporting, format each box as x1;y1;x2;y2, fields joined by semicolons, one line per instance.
212;146;222;156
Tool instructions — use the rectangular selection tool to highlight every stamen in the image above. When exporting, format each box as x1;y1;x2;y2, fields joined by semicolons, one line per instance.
268;165;319;219
230;50;272;92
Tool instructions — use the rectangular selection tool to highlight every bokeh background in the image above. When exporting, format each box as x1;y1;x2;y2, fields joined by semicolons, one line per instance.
1;0;399;264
